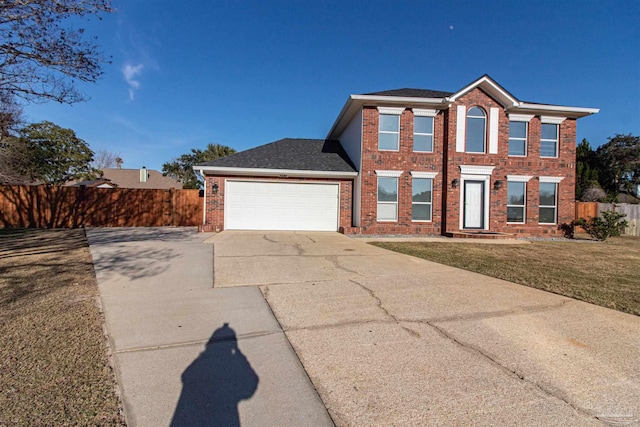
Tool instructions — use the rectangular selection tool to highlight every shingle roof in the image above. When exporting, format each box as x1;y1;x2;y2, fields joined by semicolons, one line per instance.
197;138;356;172
363;88;453;98
99;168;182;189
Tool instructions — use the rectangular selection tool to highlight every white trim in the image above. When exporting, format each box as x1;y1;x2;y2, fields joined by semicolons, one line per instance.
459;165;495;175
377;106;404;115
193;166;357;179
456;105;466;152
517;103;598;117
539;176;564;183
540;116;566;125
506;175;533;182
200;170;207;226
410;171;438;179
412;108;438;117
375;170;403;178
459;175;491;230
508;113;534;122
447;75;519;107
489;107;499;154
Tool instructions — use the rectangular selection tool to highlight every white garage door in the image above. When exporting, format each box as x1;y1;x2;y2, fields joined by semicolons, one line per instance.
225;181;339;231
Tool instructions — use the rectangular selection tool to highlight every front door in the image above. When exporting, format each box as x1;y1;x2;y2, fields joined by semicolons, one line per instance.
464;181;484;229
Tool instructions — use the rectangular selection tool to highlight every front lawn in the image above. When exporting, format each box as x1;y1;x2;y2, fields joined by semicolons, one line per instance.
0;229;125;425
372;236;640;316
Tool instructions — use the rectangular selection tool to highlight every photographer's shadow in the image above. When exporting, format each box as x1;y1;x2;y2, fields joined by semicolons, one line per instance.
171;323;259;427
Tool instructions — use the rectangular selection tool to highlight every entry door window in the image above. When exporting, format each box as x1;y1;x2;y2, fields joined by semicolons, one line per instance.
464;181;484;229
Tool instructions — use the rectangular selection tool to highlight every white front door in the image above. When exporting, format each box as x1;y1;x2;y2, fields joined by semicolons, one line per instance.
464;181;484;229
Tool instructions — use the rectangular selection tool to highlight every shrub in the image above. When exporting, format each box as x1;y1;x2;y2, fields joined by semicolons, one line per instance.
572;211;628;241
559;222;575;239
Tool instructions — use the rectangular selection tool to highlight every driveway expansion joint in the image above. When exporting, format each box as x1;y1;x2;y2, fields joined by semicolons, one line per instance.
113;330;283;354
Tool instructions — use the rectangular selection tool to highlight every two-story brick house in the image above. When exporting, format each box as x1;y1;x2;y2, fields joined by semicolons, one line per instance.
195;75;598;237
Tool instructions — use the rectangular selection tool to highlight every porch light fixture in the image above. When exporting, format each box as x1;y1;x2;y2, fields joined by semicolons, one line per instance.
212;182;219;194
451;178;459;188
494;180;503;190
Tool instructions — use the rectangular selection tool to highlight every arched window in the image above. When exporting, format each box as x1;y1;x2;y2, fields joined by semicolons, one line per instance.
466;107;486;153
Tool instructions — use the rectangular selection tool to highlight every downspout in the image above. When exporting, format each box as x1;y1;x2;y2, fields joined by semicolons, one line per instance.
199;169;207;226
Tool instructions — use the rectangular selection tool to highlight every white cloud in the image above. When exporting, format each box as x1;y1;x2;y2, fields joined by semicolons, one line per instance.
122;63;144;100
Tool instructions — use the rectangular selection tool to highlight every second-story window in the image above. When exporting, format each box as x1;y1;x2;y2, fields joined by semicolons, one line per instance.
414;116;434;152
508;121;527;156
466;107;486;153
540;123;559;158
379;114;400;151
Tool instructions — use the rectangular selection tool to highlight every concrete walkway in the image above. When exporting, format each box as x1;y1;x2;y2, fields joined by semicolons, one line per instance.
212;231;640;427
87;228;332;427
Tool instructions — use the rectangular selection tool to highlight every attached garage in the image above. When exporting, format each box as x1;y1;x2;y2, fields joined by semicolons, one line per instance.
194;139;357;233
225;180;339;231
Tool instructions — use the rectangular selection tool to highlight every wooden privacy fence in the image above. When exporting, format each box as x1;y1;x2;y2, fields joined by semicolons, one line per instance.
0;185;203;228
576;201;640;237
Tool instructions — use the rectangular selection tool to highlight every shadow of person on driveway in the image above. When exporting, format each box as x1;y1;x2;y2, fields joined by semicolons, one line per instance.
171;323;259;427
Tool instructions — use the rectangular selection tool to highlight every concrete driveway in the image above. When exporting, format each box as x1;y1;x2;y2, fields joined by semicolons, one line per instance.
88;228;332;427
212;231;640;427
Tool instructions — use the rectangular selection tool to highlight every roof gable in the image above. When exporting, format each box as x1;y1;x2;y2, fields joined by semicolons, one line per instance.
447;74;519;107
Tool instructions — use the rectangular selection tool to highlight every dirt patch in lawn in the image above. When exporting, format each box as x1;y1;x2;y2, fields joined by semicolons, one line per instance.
0;229;125;426
372;235;640;317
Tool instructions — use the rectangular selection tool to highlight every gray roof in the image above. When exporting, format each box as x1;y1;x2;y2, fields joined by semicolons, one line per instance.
363;88;453;98
197;138;356;172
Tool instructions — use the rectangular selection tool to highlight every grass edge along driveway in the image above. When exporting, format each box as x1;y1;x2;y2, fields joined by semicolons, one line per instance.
372;236;640;317
0;229;126;426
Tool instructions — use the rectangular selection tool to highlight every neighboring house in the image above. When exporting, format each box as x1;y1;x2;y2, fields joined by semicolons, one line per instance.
194;75;598;236
74;167;182;190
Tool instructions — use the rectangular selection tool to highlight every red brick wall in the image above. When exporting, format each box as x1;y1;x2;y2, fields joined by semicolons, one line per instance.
359;107;444;234
201;175;353;232
357;87;577;236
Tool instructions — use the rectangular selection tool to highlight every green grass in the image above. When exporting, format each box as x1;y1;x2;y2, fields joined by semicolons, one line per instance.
372;236;640;316
0;229;125;426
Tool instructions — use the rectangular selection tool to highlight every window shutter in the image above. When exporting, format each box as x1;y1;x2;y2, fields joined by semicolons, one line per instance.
489;107;499;154
456;105;466;152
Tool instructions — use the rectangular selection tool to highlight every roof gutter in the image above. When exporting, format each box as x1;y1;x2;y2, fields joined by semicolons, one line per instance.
327;94;449;139
512;103;600;118
193;165;358;179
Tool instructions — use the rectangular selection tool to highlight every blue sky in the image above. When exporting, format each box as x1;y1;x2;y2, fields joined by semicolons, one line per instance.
23;0;640;171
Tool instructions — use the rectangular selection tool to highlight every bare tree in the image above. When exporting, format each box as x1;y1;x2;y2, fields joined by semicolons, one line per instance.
0;89;23;137
91;149;121;170
0;0;114;105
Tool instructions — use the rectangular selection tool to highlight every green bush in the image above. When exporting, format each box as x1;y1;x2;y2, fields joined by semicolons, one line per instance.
572;211;628;241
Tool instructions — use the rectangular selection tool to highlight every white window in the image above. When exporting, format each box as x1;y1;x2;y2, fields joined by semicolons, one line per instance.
414;116;434;152
540;123;558;158
379;114;400;151
466;107;486;153
412;178;432;221
377;176;398;221
539;182;557;224
507;181;526;223
508;121;527;156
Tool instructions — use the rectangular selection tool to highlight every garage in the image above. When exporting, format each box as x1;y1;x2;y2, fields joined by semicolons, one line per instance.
225;180;340;231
